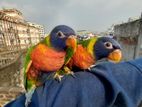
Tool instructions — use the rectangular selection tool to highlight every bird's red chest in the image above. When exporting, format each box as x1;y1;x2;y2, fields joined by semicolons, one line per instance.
31;44;66;72
72;45;95;69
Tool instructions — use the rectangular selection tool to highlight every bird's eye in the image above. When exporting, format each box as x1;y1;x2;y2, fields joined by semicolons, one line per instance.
56;31;66;38
104;42;113;49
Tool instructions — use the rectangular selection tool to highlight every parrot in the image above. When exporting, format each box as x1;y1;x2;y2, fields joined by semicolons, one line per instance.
67;36;122;71
23;25;77;106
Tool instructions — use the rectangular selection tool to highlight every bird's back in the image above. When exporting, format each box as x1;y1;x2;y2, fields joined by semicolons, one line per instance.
70;44;95;70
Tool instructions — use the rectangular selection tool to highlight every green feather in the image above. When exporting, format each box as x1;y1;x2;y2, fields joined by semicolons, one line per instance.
64;47;74;65
87;37;98;56
77;37;98;57
24;46;34;72
77;39;91;48
40;35;51;47
23;35;51;91
24;46;35;90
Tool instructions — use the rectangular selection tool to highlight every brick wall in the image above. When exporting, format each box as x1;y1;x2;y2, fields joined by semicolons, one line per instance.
0;87;25;107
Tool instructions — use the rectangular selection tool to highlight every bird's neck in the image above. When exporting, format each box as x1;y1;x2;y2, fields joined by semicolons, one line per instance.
40;36;51;48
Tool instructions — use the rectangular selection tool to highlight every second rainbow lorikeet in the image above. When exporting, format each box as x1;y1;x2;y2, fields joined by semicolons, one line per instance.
68;36;122;71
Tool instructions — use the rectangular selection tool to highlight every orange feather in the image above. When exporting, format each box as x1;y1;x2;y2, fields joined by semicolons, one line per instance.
31;44;66;72
70;45;95;69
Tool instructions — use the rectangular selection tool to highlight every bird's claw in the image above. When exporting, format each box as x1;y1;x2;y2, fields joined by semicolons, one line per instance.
53;72;63;82
63;67;75;77
70;71;74;75
68;71;75;78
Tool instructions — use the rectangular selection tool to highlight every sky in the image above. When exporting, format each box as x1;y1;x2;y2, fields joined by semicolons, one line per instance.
0;0;142;33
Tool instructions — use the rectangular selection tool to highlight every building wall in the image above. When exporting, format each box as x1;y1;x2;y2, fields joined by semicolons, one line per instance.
0;87;24;107
27;22;45;40
0;51;25;107
0;9;44;106
0;18;20;51
0;9;44;50
0;8;24;21
114;19;142;61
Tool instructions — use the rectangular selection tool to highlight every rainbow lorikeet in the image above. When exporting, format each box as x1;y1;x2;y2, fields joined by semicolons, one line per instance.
23;25;77;96
68;36;122;70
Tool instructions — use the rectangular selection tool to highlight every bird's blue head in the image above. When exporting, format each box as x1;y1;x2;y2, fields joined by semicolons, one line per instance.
50;25;77;51
94;36;122;62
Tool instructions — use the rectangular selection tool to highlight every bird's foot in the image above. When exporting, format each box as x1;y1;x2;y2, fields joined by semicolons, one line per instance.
53;72;64;82
63;66;75;77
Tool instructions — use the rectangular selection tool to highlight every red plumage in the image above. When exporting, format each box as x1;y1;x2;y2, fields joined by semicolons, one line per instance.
31;44;66;72
69;45;95;69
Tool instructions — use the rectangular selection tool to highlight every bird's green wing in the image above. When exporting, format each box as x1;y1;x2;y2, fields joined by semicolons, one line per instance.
77;37;98;57
77;39;91;47
24;46;34;73
64;47;74;65
24;45;35;91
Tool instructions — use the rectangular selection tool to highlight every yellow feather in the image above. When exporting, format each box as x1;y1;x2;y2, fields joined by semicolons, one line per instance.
87;37;98;57
45;35;51;47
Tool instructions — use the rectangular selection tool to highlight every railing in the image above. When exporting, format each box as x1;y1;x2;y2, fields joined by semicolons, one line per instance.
0;49;26;69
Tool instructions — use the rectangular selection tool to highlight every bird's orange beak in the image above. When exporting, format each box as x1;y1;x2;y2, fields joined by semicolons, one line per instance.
107;49;122;63
66;35;77;51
